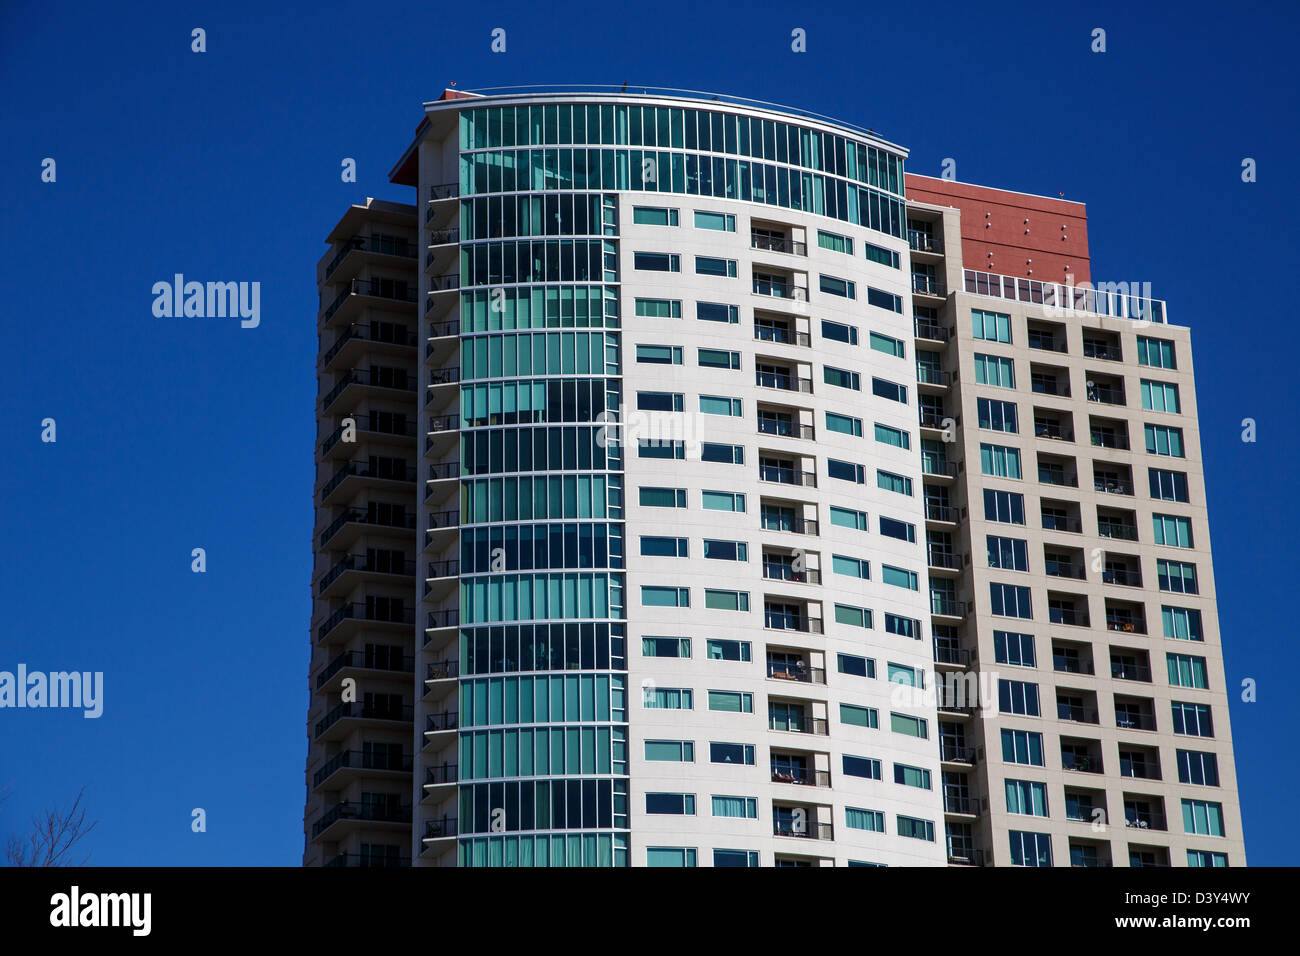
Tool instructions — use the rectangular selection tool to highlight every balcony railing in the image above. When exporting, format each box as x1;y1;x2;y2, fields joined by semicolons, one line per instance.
325;235;418;280
1048;607;1089;627
926;502;958;523
313;749;413;787
930;597;967;617
322;279;418;322
1027;332;1067;353
321;368;416;410
764;612;824;634
928;550;963;570
1097;521;1139;541
322;417;418;455
757;420;815;440
424;763;458;786
1034;423;1073;441
318;554;416;595
428;226;460;246
320;459;417;502
918;408;948;428
1030;379;1070;397
773;820;833;840
316;603;415;641
426;608;460;630
943;794;977;815
766;662;827;684
770;768;831;787
769;717;829;736
323;323;418;366
914;319;948;341
1087;384;1126;405
762;563;821;585
1094;476;1134;496
1044;561;1086;580
947;849;986;867
1111;662;1153;682
963;269;1167;324
759;466;817;488
1091;432;1130;450
1054;658;1094;675
908;230;942;254
1103;568;1142;587
916;367;950;387
752;277;807;300
1115;712;1158;731
1124;811;1168;832
1083;341;1123;361
319;506;416;547
761;515;818;536
422;815;458;839
911;274;945;296
425;711;459;733
932;643;971;667
1120;759;1160;780
314;701;414;738
325;852;410;868
939;743;977;764
1061;754;1102;774
312;801;411;838
427;182;459;202
755;371;812;393
753;325;810;347
427;660;459;681
316;649;414;688
922;460;958;478
751;234;806;256
1041;515;1083;533
1057;704;1100;724
1105;615;1146;634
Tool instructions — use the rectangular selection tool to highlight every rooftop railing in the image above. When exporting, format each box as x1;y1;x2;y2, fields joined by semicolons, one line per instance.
963;270;1167;324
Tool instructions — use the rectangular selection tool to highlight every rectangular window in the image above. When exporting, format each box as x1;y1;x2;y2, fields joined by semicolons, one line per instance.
882;565;919;591
1005;780;1049;816
822;319;859;345
980;443;1023;479
998;679;1040;716
640;536;688;557
984;489;1026;524
1141;379;1181;413
1009;831;1052;867
977;398;1018;432
890;712;928;738
867;287;902;313
863;241;899;268
988;535;1030;572
1188;850;1229;868
1149;468;1190;502
843;756;882;780
1001;729;1045;766
696;301;739;324
705;638;751;661
699;394;742;416
701;490;745;512
646;688;693;710
638;391;684;411
819;274;856;298
1162;605;1204;641
824;366;861;391
1167;653;1208;689
828;458;865;484
869;331;905;357
846;808;886;832
703;539;748;562
633;206;678;226
1177;749;1220;786
636;344;682;365
639;440;686;460
704;589;749;612
1137;336;1176;369
710;795;757;819
640;486;686;508
645;793;696;815
974;353;1016;388
642;637;690;658
990;583;1033;619
693;210;735;231
994;630;1036;667
897;816;935;842
644;740;694;761
1145;424;1185;457
884;614;922;639
834;603;872;629
894;764;932;789
832;554;870;580
642;586;689;607
817;229;852;254
831;506;869;531
826;411;863;437
972;309;1011;343
837;654;876;678
695;256;737;277
713;849;760;868
700;442;744;464
647;847;696;867
878;516;916;542
709;742;755;765
698;348;741;369
708;690;753;713
1172;701;1214;737
1157;559;1198;594
1181;799;1225;837
634;251;680;272
840;703;879;728
872;377;907;403
874;423;910;449
635;297;682;318
1153;514;1193;548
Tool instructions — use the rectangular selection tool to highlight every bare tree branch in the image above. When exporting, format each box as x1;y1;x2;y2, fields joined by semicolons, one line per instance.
3;787;97;867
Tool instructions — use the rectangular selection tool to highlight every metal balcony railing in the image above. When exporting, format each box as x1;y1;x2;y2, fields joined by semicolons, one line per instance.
757;420;815;440
1083;341;1123;361
762;563;821;585
314;701;414;738
766;662;827;684
755;370;812;392
914;319;948;341
754;325;811;347
963;269;1167;324
926;502;958;523
760;515;818;536
939;743;976;764
752;277;807;300
1057;704;1100;724
316;649;414;688
911;274;945;296
316;603;415;641
1097;521;1139;541
751;234;806;256
908;230;942;254
764;612;824;634
312;801;412;838
313;749;413;787
325;235;418;280
770;768;831;787
932;643;971;667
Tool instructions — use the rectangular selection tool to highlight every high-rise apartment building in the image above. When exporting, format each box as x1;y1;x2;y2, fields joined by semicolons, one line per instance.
303;89;1244;868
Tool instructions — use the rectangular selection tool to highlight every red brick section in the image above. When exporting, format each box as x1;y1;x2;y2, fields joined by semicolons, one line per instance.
905;173;1092;284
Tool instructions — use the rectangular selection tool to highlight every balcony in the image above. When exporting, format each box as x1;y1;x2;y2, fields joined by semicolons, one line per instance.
943;793;978;815
1057;703;1100;725
312;801;412;838
916;366;950;388
1115;711;1158;731
423;762;459;789
1041;514;1083;534
1086;383;1126;406
1044;559;1086;580
1083;340;1123;361
321;368;416;412
1102;567;1142;587
762;561;821;586
766;661;827;684
947;848;986;867
751;233;806;256
764;611;824;634
770;767;830;787
316;602;415;642
925;501;958;523
322;278;418;325
322;417;418;456
759;464;817;488
313;749;413;788
1123;809;1168;832
752;276;807;301
317;553;416;597
1105;614;1146;635
754;324;810;348
1090;431;1130;451
1094;476;1135;496
911;273;945;296
323;323;418;368
922;459;958;479
1048;607;1090;628
930;597;967;618
314;701;414;740
939;743;977;764
908;230;942;254
1061;753;1102;774
1097;519;1139;541
757;418;815;440
422;815;458;841
918;408;947;429
1111;661;1152;683
962;269;1167;324
755;370;812;393
768;715;829;736
914;318;948;342
932;642;971;667
1034;422;1073;442
760;513;818;537
424;710;459;736
320;459;417;504
425;607;460;632
325;235;418;282
316;649;414;689
773;819;834;841
927;549;963;571
318;507;416;549
1027;329;1068;354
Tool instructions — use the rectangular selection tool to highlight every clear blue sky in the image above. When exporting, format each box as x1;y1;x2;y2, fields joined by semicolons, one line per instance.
0;0;1294;865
